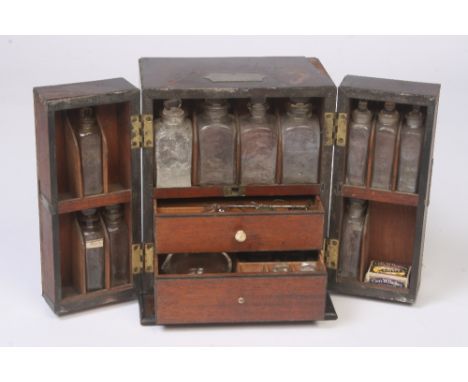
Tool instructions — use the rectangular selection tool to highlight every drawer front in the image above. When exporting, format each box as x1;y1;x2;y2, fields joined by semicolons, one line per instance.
155;275;327;324
155;214;324;253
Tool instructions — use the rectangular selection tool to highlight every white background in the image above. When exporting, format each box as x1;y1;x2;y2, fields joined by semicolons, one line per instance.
1;35;467;346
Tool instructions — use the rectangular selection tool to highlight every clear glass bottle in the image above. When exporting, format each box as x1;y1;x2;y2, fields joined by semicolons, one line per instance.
371;101;400;190
197;99;236;185
161;252;232;275
281;98;321;184
239;98;277;185
397;106;424;193
154;99;193;188
270;262;290;273
77;107;103;195
338;199;367;279
346;100;372;186
103;204;129;286
78;208;105;291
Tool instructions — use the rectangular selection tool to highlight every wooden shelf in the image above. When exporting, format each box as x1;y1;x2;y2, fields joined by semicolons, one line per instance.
341;185;419;206
334;277;411;296
154;184;321;199
58;185;131;214
61;283;134;302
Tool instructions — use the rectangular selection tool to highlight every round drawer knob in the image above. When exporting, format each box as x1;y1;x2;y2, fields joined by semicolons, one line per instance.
235;230;247;243
238;297;245;304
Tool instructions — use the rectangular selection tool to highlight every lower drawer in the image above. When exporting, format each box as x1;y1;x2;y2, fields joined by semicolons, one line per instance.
155;274;327;324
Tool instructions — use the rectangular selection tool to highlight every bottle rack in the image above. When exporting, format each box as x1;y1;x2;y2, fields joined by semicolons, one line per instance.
59;204;133;300
56;103;132;212
34;79;140;314
52;103;135;301
340;100;424;207
330;74;439;303
152;98;326;198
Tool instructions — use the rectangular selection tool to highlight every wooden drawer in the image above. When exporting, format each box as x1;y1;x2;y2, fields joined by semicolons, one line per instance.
155;273;327;324
155;213;324;253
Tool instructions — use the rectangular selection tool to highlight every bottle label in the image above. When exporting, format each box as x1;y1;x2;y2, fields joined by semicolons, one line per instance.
86;238;104;249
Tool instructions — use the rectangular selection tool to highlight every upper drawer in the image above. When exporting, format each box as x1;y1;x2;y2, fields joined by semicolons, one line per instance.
155;197;324;254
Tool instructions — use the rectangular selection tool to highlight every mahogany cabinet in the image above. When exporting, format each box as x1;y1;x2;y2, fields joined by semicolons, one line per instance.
34;57;440;324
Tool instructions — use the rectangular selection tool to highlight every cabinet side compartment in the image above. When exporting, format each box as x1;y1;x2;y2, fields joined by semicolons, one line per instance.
329;76;440;303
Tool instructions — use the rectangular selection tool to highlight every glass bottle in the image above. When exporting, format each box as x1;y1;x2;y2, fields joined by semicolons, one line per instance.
270;262;290;273
338;199;367;279
371;101;400;190
346;100;372;186
397;106;424;193
78;208;105;292
77;107;103;195
239;98;277;185
103;204;129;286
161;252;232;275
281;98;321;184
154;99;193;188
197;99;236;185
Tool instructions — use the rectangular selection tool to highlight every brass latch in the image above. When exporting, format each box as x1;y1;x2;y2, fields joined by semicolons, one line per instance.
325;239;339;270
144;243;154;273
143;114;154;148
336;113;347;147
131;243;143;274
130;115;142;149
223;185;246;197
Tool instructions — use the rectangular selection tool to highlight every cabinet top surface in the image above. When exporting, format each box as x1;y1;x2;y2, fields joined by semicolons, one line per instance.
139;56;336;97
33;77;139;103
340;75;440;100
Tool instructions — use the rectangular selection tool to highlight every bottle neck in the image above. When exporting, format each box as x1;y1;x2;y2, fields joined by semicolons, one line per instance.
405;107;423;129
287;100;312;120
353;101;371;124
378;103;399;125
79;107;98;134
249;101;268;121
162;107;185;125
348;200;366;218
104;205;123;229
204;100;229;120
79;209;99;230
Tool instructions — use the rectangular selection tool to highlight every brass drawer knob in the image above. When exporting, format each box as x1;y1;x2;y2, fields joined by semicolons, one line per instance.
235;230;247;243
238;297;245;304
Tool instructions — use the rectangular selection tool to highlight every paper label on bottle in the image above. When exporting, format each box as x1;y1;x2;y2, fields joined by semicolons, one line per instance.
204;73;265;83
86;238;103;249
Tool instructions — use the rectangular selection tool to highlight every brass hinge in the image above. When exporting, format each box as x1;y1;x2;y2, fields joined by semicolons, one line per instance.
144;243;154;273
324;112;347;147
130;115;143;149
336;113;347;147
324;112;335;146
324;239;339;270
142;114;154;148
131;243;143;274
